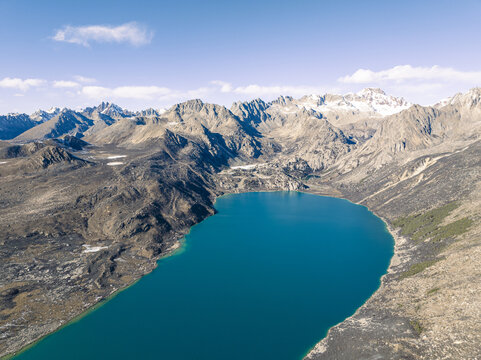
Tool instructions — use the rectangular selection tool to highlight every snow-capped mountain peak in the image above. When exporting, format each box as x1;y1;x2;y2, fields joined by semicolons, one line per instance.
344;88;411;115
292;88;411;117
47;107;60;114
81;102;130;118
97;102;124;115
30;107;62;123
356;87;386;96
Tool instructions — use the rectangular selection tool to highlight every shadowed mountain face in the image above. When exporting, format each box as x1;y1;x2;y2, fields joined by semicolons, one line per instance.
13;109;116;142
0;114;39;140
2;88;481;359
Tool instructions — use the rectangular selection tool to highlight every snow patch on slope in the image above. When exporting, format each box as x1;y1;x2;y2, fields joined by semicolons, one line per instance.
82;244;108;253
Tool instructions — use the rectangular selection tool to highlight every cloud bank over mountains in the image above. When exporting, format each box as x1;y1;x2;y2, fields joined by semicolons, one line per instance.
1;64;481;112
339;65;481;84
339;65;481;103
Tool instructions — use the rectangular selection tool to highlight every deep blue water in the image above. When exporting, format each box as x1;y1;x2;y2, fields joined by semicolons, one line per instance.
14;192;393;360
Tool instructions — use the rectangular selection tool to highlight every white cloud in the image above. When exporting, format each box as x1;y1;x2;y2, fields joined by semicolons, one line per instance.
211;80;233;93
234;84;329;97
185;86;214;99
339;65;481;84
77;82;335;106
80;86;112;99
74;75;96;83
53;80;80;88
338;65;481;105
113;86;173;99
0;77;46;91
80;85;174;100
388;82;445;94
52;22;153;47
211;81;332;98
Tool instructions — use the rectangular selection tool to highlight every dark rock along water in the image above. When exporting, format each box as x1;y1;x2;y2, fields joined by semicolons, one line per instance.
15;192;394;360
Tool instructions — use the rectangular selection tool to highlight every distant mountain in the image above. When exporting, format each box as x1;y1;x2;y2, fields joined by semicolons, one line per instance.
232;96;354;170
230;89;411;136
346;88;411;115
0;113;38;140
135;108;166;117
87;99;263;162
2;89;481;170
435;87;481;109
14;109;96;142
83;102;131;118
285;88;411;120
231;98;270;126
10;104;127;142
30;107;61;123
431;88;481;139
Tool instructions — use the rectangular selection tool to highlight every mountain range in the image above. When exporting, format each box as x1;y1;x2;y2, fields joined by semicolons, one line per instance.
3;87;481;175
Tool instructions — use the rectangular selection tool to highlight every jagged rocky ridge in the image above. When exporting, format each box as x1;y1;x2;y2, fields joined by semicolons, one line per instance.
1;88;481;359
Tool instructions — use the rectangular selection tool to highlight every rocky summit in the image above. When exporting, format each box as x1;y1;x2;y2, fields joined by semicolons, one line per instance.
1;88;481;359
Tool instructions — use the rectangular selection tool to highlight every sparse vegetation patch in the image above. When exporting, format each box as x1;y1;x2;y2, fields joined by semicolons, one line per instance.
410;320;424;335
392;202;472;243
427;287;440;295
400;259;440;279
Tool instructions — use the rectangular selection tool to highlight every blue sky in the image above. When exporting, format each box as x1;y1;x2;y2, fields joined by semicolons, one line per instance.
1;0;481;113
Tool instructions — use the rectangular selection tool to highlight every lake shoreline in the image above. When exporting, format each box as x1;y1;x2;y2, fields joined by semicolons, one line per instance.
3;240;188;360
302;208;405;358
5;189;396;360
302;185;428;359
296;188;403;359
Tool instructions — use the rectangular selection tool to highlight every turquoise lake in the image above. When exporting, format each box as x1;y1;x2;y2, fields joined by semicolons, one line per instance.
14;191;394;360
